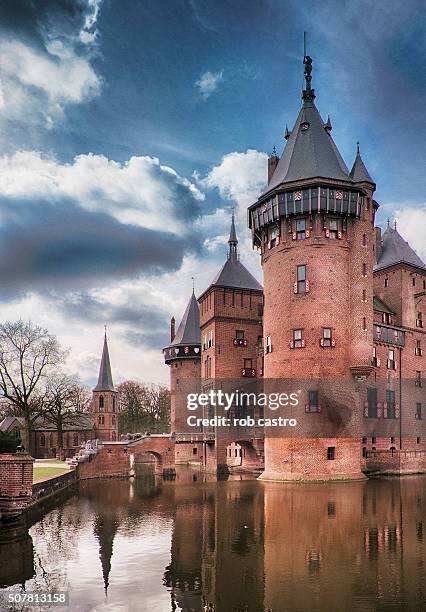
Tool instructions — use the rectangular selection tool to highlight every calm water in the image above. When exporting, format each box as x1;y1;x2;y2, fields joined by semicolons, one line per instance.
0;467;425;612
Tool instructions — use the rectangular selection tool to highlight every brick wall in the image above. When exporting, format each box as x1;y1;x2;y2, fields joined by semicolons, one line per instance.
0;452;34;518
78;443;130;479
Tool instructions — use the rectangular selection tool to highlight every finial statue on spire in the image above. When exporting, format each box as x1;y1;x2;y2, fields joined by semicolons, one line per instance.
228;210;238;260
302;32;315;101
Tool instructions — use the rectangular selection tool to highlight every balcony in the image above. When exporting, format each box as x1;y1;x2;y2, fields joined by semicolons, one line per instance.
373;325;405;347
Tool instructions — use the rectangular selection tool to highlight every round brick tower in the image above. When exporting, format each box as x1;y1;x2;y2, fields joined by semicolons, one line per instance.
249;55;377;480
163;290;201;439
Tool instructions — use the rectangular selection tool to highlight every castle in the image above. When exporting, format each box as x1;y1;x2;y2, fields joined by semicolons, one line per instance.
164;54;425;480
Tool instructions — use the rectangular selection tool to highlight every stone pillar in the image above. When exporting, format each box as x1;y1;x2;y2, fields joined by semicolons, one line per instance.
0;452;34;520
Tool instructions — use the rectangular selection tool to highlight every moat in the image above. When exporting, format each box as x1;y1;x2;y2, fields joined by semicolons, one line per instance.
0;467;425;611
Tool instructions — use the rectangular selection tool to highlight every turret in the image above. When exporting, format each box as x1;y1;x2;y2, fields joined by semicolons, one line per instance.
249;51;375;481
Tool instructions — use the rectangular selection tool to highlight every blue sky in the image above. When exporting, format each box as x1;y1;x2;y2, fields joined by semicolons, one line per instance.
0;0;425;384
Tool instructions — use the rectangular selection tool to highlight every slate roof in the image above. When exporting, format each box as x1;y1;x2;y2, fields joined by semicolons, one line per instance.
0;414;95;432
210;258;263;291
170;291;201;346
373;295;395;314
350;149;374;184
267;97;351;191
94;335;115;392
375;227;426;272
201;217;263;295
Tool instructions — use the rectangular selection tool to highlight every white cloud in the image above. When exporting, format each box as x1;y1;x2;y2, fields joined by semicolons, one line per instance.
0;0;102;128
195;70;224;99
0;150;204;234
393;204;426;262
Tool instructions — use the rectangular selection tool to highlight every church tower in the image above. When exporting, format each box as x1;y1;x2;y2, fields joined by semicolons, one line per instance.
249;54;377;480
92;333;118;442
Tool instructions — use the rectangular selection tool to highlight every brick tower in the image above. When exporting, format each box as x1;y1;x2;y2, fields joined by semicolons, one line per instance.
92;333;118;442
163;290;201;461
198;215;264;473
249;54;377;480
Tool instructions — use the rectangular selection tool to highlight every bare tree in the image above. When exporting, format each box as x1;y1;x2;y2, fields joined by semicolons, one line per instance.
117;381;170;434
44;374;91;450
0;320;67;454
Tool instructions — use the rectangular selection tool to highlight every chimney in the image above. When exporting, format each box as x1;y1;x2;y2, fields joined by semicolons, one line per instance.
170;317;176;342
268;147;279;183
374;226;382;262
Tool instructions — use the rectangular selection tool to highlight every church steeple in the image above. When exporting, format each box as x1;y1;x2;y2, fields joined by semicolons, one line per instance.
94;332;115;392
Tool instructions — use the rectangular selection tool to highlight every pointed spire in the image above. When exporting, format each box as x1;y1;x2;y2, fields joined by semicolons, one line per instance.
324;115;332;132
228;212;238;260
93;333;115;392
271;145;278;157
350;142;375;184
93;512;120;597
284;125;291;140
168;292;200;347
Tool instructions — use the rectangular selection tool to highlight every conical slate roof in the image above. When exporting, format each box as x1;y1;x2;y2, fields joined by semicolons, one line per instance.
211;258;263;291
350;148;374;184
267;97;351;191
375;226;425;272
203;217;262;293
93;334;115;392
170;291;200;346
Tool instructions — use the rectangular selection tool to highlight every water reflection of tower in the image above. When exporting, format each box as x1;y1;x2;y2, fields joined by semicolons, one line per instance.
164;473;205;611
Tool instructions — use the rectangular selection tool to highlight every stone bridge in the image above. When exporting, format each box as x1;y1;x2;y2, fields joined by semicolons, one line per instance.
77;435;176;480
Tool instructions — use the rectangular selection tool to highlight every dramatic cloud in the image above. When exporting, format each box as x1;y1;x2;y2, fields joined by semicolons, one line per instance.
195;70;224;99
200;149;267;210
0;151;204;299
0;0;102;128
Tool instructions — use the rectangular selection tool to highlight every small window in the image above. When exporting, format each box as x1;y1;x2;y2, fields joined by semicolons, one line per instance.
413;277;416;287
417;437;421;445
416;313;423;328
372;347;380;367
386;390;396;418
363;317;367;331
390;437;395;444
269;226;278;248
293;329;304;348
308;390;319;412
40;434;46;447
296;218;307;240
328;218;339;239
415;340;422;356
327;447;335;460
362;437;367;444
382;312;392;325
416;403;422;419
244;358;253;369
112;397;116;413
362;289;367;302
362;263;367;277
99;395;104;410
384;277;389;288
322;327;333;347
415;371;422;387
367;389;377;418
297;265;306;294
265;335;272;354
193;447;197;455
372;436;376;444
363;233;367;246
208;330;213;347
236;330;244;340
387;350;396;370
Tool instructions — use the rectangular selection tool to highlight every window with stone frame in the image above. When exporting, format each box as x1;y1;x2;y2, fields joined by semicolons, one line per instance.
295;217;308;240
292;328;305;348
387;349;396;370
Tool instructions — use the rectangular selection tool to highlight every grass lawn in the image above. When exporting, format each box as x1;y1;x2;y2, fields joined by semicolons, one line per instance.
33;466;69;483
35;458;66;464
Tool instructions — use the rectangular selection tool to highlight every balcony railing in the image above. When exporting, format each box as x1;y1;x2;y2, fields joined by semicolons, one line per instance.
374;324;405;347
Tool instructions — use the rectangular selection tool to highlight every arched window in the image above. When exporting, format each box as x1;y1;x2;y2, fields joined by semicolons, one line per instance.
40;434;46;447
112;415;116;425
99;395;104;410
112;396;116;413
73;433;79;447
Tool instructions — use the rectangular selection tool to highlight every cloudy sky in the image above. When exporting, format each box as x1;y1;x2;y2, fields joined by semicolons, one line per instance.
0;0;425;386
